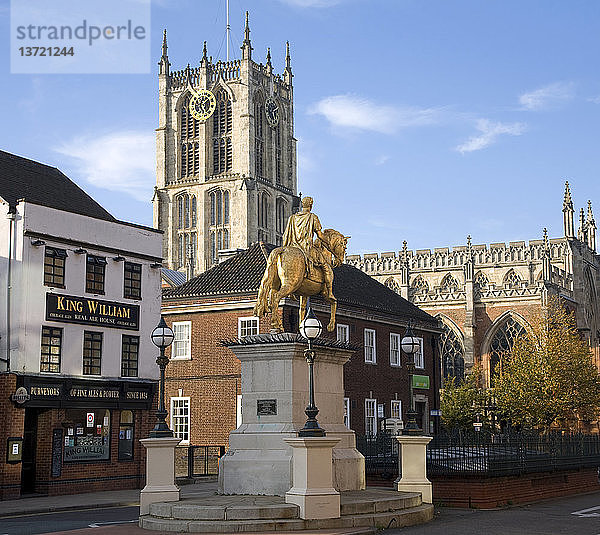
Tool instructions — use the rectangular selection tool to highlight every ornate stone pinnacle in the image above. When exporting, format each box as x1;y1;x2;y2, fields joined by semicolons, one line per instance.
563;181;573;210
266;47;272;66
202;41;208;62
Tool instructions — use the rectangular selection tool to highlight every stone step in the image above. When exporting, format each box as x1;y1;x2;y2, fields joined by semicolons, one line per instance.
140;504;434;533
149;489;423;522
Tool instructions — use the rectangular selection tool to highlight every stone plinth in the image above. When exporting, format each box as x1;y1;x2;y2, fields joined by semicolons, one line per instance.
395;435;433;503
140;437;181;515
219;334;365;496
284;437;340;520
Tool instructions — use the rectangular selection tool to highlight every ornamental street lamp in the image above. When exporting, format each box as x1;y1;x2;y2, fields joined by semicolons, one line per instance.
150;316;175;438
401;320;422;435
298;307;325;437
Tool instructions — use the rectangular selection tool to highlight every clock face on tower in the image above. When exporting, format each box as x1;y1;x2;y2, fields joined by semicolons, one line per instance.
265;96;280;128
189;89;217;122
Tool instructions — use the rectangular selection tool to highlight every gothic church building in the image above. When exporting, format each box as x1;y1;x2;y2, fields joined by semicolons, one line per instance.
347;183;600;386
153;14;298;274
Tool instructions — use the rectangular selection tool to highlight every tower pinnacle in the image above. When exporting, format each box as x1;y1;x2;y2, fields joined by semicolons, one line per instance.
284;41;293;85
158;29;170;75
563;181;575;239
588;201;596;252
201;41;208;67
241;11;252;60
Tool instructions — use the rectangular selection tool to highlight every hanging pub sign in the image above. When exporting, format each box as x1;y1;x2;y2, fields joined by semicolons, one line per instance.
46;293;139;330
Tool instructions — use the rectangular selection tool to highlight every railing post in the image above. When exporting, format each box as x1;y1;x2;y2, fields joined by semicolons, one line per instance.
188;446;194;479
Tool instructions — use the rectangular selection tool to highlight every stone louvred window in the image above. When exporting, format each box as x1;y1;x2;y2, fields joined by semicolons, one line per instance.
180;95;200;178
209;189;230;265
212;89;232;174
255;97;264;178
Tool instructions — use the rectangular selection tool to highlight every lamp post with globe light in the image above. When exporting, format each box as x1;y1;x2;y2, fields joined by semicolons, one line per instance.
150;317;175;438
298;307;325;437
401;320;422;435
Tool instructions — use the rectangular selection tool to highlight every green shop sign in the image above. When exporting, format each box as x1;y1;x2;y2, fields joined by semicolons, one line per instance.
412;375;430;389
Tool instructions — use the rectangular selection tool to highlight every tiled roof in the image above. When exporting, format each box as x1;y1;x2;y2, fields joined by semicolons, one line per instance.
0;150;115;222
161;268;187;287
164;243;437;324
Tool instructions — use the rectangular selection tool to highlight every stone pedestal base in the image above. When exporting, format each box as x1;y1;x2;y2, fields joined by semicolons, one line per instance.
395;435;433;504
219;338;365;496
140;437;181;515
284;437;340;520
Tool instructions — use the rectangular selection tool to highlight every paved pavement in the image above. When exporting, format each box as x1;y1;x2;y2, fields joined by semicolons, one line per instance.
2;480;600;534
0;479;217;518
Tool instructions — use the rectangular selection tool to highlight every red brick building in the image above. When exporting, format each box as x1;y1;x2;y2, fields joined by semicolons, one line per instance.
161;244;441;448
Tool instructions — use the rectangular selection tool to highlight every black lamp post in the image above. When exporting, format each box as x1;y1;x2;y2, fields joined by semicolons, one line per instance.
150;316;175;438
298;307;325;437
401;320;422;435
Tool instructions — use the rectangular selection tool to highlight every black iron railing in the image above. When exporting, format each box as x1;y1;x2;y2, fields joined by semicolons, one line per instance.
356;431;600;479
175;445;225;479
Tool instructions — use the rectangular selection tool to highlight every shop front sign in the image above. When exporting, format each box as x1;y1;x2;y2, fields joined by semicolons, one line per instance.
46;293;139;330
16;377;154;409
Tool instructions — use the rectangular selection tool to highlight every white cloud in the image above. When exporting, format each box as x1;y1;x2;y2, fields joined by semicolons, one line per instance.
456;119;526;154
518;82;574;111
375;155;390;166
588;96;600;104
309;94;441;134
278;0;342;6
55;131;154;201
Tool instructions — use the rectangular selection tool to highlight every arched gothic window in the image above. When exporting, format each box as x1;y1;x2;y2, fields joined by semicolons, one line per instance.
212;89;232;174
209;189;230;265
254;96;265;178
504;269;522;288
175;193;197;268
180;95;200;178
411;276;429;296
488;317;526;383
258;191;270;243
275;122;282;185
385;278;400;294
439;322;464;380
440;273;459;293
275;198;287;246
474;271;489;296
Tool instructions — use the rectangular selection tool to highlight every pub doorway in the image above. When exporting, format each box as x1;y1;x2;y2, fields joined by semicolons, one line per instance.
21;408;38;494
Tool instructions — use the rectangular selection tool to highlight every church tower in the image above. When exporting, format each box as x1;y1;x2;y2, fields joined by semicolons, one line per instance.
153;13;298;274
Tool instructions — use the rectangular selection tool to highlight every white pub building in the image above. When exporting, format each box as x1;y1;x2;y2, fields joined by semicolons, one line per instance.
0;150;162;498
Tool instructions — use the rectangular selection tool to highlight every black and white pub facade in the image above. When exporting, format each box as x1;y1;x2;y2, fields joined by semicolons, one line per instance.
0;150;163;498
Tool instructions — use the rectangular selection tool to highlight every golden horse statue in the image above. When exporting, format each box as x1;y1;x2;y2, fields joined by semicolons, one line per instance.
254;229;349;333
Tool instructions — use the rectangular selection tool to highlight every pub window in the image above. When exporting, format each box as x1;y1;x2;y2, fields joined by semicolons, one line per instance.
63;409;110;462
86;255;106;294
238;316;259;338
83;331;103;375
413;337;424;369
118;410;134;461
170;397;190;444
40;326;62;373
343;397;350;429
121;335;139;377
124;262;142;299
44;247;67;287
391;400;402;420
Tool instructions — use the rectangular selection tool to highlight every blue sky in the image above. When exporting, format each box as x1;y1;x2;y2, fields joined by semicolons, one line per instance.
2;0;600;255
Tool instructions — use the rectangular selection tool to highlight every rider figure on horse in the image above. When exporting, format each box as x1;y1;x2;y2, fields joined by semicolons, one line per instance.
281;196;334;289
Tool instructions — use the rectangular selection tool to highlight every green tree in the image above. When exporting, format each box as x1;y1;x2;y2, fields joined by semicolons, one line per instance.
494;298;600;432
440;366;487;431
